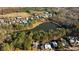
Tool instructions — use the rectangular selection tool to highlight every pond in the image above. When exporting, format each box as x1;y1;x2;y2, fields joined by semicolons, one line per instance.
32;22;61;32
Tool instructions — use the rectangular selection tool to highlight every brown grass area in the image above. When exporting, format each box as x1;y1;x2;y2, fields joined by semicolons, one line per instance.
0;12;32;18
27;20;45;30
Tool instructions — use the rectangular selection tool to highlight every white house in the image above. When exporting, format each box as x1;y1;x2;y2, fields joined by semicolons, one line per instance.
19;21;22;24
22;20;28;24
0;20;4;23
44;14;49;18
60;38;67;47
31;17;34;20
16;16;22;19
32;41;39;48
16;19;20;23
70;38;75;44
68;36;76;44
36;16;40;19
44;43;52;50
26;17;29;21
44;12;49;14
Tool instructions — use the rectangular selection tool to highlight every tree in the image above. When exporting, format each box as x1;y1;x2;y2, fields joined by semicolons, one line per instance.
13;32;25;49
51;28;67;39
38;31;49;43
14;24;25;30
33;31;40;41
11;33;17;40
42;32;49;43
23;38;32;50
57;41;64;50
1;43;14;51
48;30;53;39
23;32;33;50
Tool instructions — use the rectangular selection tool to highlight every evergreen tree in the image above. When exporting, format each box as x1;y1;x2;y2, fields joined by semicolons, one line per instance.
13;32;25;49
1;43;14;51
23;32;33;50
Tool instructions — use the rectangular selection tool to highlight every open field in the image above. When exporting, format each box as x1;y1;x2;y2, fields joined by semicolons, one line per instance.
0;12;32;18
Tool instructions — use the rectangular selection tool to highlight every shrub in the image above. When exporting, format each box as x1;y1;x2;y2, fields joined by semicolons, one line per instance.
1;43;14;51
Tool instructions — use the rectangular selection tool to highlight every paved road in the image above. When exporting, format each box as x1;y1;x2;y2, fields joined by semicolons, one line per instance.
64;46;79;51
45;20;62;28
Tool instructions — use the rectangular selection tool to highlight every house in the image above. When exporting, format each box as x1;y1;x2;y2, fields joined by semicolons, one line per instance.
32;41;39;48
48;13;52;17
9;22;12;25
66;36;78;46
68;36;76;44
16;19;20;23
39;15;44;18
37;41;44;50
38;44;44;50
26;17;29;21
19;21;22;24
31;17;34;20
22;20;28;24
43;12;53;18
0;20;4;23
44;12;49;14
4;35;12;43
50;40;58;48
74;37;79;46
44;43;52;50
44;14;49;18
28;20;32;24
76;40;79;46
60;38;68;47
12;20;16;24
15;16;22;19
36;16;40;19
3;22;7;25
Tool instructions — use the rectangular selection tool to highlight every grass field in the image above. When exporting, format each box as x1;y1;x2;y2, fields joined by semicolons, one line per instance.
0;12;32;18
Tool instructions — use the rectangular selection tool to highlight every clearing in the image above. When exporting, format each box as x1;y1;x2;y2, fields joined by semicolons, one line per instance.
0;12;32;18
